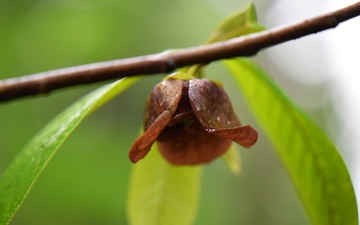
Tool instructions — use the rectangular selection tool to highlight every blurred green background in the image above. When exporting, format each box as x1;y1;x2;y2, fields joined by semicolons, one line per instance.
0;0;322;224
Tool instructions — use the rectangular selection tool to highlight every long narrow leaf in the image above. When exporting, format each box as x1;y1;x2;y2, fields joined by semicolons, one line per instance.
205;3;265;44
185;3;265;77
224;59;357;225
0;77;140;225
127;143;201;225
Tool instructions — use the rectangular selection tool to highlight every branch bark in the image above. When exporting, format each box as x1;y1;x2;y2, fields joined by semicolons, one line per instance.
1;2;360;103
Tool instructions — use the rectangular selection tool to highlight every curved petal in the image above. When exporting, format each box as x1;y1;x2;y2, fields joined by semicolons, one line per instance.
188;79;241;129
167;81;196;126
188;79;258;148
157;120;232;165
144;79;183;130
129;79;182;163
210;125;258;148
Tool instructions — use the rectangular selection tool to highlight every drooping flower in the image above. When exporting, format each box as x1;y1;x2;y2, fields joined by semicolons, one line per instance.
129;76;258;165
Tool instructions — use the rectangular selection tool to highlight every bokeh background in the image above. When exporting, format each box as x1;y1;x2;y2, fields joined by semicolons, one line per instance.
1;0;359;224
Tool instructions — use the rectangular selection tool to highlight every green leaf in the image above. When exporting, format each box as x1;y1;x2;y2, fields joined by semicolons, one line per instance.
186;3;265;78
224;59;358;225
205;3;265;44
222;143;242;175
127;142;201;225
0;77;140;225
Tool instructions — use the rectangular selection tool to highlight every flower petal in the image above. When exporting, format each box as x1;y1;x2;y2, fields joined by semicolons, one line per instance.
188;79;242;129
188;79;258;148
167;81;195;126
210;125;258;148
144;79;183;130
157;120;232;165
129;79;183;163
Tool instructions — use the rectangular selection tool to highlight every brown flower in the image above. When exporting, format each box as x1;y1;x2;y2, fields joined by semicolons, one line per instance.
129;78;258;165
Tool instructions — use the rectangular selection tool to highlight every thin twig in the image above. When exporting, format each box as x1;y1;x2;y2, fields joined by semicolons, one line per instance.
1;2;360;103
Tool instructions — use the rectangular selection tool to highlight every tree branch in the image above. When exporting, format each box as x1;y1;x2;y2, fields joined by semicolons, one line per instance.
1;2;360;103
